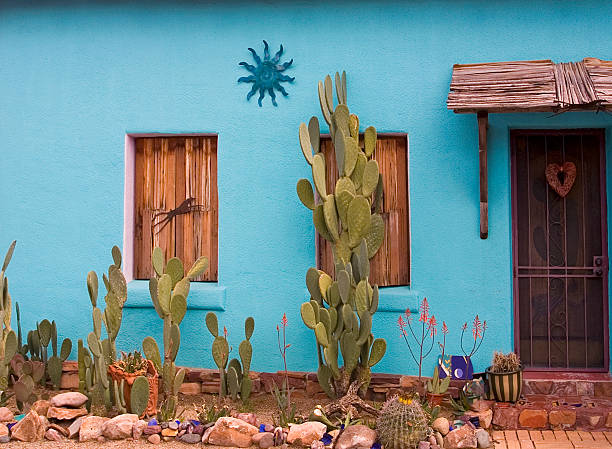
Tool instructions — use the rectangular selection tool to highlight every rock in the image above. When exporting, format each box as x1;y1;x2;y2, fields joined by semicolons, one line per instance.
45;428;64;441
48;423;69;437
168;420;179;430
0;423;7;439
144;425;162;435
549;410;576;428
0;408;12;423
435;431;444;447
50;392;88;408
179;382;201;395
274;426;286;445
518;409;547;428
46;406;88;420
444;424;477;449
335;424;377;449
465;409;493;429
11;409;46;442
287;421;327;446
237;412;257;426
79;416;110;442
264;424;274;432
68;416;84;438
0;435;8;444
193;424;205;435
202;426;213;443
102;414;139;440
433;417;451;436
180;433;202;444
470;399;494;412
492;405;519;429
161;428;178;437
311;441;325;449
419;442;431;449
429;435;437;446
253;432;275;448
606;411;612;428
133;419;147;439
475;428;490;448
148;433;161;444
207;416;259;447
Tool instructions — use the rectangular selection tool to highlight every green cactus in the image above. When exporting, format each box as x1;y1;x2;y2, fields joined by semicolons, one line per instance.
205;312;254;402
77;246;127;414
130;375;150;417
376;395;429;449
0;241;17;391
142;247;208;419
297;73;387;399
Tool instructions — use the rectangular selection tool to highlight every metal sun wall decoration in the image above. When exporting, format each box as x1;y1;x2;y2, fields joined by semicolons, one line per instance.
238;40;294;107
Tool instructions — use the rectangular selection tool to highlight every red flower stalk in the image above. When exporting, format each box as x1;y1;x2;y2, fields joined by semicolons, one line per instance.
277;313;291;406
399;297;436;379
459;314;487;379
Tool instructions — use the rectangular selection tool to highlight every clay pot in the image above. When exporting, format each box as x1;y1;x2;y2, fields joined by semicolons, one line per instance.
426;392;445;406
108;359;158;416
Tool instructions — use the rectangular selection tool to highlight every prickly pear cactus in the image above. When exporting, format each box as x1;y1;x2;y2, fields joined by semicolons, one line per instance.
376;395;429;449
0;241;17;391
205;312;254;402
78;246;127;414
297;72;386;398
142;247;208;419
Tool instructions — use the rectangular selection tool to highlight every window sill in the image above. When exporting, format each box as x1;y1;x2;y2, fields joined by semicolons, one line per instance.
125;281;226;311
378;286;419;313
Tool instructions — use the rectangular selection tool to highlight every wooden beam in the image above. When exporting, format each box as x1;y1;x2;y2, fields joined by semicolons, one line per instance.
478;111;488;239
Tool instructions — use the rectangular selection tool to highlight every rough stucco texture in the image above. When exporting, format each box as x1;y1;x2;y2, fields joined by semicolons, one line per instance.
1;1;611;373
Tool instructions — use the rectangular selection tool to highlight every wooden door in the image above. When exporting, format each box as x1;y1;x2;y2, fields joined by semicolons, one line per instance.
512;129;609;371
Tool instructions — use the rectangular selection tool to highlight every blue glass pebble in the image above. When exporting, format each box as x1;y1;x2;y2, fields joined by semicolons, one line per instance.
259;424;266;432
148;419;158;426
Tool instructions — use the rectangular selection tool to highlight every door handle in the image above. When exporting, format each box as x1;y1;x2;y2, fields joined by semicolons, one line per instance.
593;256;606;277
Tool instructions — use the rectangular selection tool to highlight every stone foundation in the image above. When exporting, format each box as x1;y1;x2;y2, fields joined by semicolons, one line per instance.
60;362;612;431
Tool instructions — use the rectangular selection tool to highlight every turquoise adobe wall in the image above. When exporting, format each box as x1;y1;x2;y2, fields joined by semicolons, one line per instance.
1;1;611;375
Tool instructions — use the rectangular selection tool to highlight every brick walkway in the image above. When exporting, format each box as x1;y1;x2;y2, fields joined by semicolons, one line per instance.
492;430;612;448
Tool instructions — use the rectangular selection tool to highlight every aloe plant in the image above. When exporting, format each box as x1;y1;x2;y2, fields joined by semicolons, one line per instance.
297;72;386;398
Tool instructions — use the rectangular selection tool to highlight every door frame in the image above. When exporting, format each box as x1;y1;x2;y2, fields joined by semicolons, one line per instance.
510;128;610;372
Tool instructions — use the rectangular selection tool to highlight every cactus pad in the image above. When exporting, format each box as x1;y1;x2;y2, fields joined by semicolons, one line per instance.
297;178;315;210
299;122;314;165
205;312;218;337
187;256;209;280
165;258;184;287
130;376;150;417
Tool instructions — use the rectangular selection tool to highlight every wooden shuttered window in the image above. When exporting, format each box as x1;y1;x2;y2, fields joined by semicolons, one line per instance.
317;134;410;286
134;136;218;281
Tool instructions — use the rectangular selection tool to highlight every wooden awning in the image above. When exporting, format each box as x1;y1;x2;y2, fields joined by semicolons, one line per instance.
447;57;612;113
447;57;612;240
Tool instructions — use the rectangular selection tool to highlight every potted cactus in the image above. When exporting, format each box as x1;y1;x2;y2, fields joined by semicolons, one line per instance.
485;351;523;403
108;351;157;417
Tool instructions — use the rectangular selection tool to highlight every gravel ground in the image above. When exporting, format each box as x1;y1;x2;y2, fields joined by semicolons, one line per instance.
2;390;337;448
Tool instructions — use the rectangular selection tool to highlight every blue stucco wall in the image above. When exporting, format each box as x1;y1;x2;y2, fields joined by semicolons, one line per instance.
1;1;611;375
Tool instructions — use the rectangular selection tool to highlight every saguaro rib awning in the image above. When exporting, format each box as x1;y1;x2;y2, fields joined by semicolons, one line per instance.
447;57;612;113
446;57;612;240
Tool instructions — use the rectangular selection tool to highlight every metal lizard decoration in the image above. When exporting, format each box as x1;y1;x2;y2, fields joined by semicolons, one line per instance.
152;197;201;235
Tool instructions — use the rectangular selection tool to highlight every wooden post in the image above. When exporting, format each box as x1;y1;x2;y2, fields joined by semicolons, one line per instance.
478;111;488;239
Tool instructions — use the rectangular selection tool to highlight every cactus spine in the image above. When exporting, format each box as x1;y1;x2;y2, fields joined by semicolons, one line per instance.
77;245;127;414
297;72;387;398
205;312;254;402
142;247;209;419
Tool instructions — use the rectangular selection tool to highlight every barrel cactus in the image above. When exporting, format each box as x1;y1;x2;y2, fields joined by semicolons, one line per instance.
142;247;209;419
376;395;429;449
297;72;386;398
205;312;254;402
